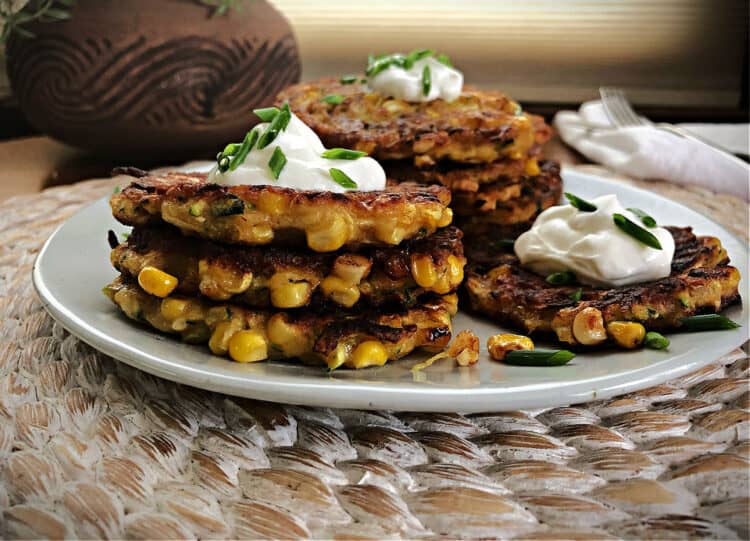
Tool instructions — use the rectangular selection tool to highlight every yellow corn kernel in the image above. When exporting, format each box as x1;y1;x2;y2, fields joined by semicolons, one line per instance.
320;275;360;308
198;259;253;299
267;313;310;357
208;320;239;355
332;255;371;284
349;340;389;369
487;333;534;361
257;191;287;215
228;330;268;363
447;255;465;286
307;214;351;252
137;266;178;298
524;158;541;177
251;225;274;244
448;330;480;366
160;298;189;321
269;273;312;308
572;307;607;345
411;255;437;288
437;207;453;228
607;321;646;349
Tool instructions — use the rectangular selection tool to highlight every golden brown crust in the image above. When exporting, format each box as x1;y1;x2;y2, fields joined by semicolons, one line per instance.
104;276;453;368
464;227;741;346
111;225;466;309
110;170;453;251
278;79;551;165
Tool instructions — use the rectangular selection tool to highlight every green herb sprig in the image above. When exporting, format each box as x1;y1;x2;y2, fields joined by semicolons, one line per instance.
364;49;454;79
504;349;576;366
613;213;662;250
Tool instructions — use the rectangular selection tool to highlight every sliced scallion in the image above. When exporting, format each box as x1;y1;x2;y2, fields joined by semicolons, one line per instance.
218;155;231;173
504;349;575;366
321;94;345;105
268;146;287;180
564;192;597;212
613;213;662;250
422;64;431;96
340;74;358;84
329;168;358;189
644;331;670;350
253;107;279;122
228;129;259;171
321;148;367;160
679;314;740;332
257;102;291;149
569;288;583;302
404;48;434;69
546;270;577;285
627;207;657;228
222;142;240;156
436;53;453;67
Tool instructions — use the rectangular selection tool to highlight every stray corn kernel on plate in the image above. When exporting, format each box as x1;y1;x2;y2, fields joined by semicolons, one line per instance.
33;170;748;412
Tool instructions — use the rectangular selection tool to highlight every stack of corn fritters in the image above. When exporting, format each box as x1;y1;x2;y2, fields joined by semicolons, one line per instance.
106;168;467;369
280;80;561;245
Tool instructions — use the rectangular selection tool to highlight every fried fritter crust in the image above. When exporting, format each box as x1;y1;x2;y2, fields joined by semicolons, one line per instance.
465;227;741;346
111;225;466;309
104;276;453;369
110;169;453;252
278;79;552;165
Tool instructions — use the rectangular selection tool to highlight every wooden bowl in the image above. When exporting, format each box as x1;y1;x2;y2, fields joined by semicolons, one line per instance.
6;0;301;160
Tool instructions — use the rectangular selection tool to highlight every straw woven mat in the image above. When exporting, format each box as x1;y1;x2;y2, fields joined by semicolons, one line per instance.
0;170;748;540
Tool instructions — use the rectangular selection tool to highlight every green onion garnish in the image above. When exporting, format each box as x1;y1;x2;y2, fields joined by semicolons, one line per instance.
268;146;287;180
222;142;240;156
321;94;345;105
436;53;452;67
564;192;597;212
613;213;662;250
218;155;231;173
329;168;358;189
257;102;291;150
321;148;367;160
228;129;259;171
253;107;279;122
504;349;576;366
644;331;670;350
569;288;583;302
546;270;577;285
404;48;435;69
627;207;657;228
422;64;431;96
679;314;740;332
365;53;406;77
340;75;358;84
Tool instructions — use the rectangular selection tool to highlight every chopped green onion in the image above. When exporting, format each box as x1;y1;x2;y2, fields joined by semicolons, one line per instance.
321;94;345;105
329;168;358;189
679;314;740;332
504;349;576;366
422;64;431;96
340;74;358;84
222;142;240;156
564;192;597;212
644;331;670;350
546;270;577;285
228;129;259;171
257;102;291;149
112;186;121;194
436;53;453;67
569;288;583;302
627;207;657;228
188;204;202;217
613;213;663;250
253;107;279;122
365;53;406;77
268;146;287;180
404;48;435;69
321;148;367;160
218;155;231;173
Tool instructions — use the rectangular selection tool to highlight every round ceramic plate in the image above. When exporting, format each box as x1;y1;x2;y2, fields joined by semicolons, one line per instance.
33;169;748;412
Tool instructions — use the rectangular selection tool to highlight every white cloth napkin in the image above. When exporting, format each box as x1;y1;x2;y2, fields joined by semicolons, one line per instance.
554;101;750;201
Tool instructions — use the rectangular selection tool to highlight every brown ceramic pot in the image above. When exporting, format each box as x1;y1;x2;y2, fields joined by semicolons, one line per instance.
6;0;300;160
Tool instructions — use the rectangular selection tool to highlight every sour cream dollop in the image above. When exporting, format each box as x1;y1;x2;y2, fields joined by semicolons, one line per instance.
208;112;386;192
514;194;675;288
369;56;463;103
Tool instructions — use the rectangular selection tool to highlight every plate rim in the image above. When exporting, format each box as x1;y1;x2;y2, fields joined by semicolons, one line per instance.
32;169;749;412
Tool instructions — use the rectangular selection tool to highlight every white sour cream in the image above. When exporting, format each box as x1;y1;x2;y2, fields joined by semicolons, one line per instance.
514;194;675;288
369;56;463;103
208;112;386;192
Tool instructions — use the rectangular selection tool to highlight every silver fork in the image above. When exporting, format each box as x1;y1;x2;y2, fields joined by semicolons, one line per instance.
599;87;749;162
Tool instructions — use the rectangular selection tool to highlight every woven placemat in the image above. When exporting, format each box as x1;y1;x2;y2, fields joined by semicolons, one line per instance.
1;174;748;540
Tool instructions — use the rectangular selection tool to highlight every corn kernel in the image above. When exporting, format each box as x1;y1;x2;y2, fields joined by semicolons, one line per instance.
607;321;646;349
524;158;541;177
269;273;312;308
198;259;253;299
447;255;465;286
448;330;480;366
332;254;371;284
228;330;268;363
251;225;274;244
257;191;287;215
160;298;189;321
411;255;437;288
437;207;453;228
572;307;607;345
320;275;360;307
267;313;311;357
208;320;239;355
349;340;389;369
487;333;534;361
137;266;178;298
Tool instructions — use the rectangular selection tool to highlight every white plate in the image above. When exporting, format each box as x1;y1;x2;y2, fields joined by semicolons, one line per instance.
33;170;748;412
